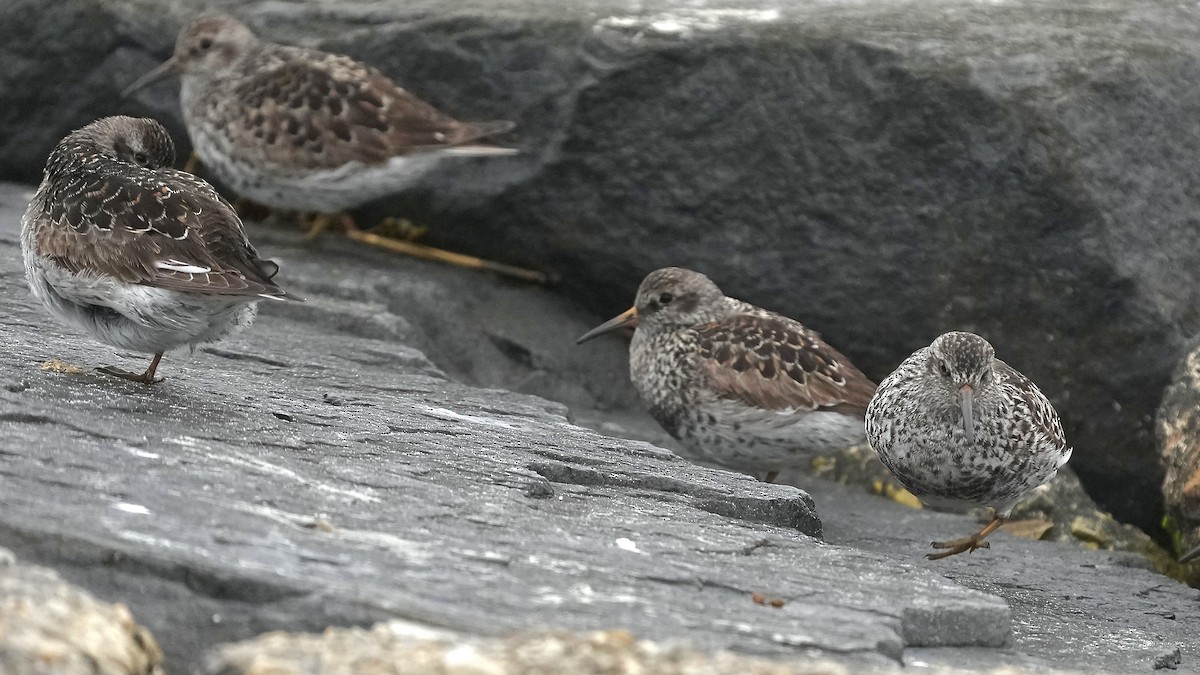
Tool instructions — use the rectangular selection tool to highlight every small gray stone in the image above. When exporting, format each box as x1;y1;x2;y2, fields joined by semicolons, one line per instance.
1153;647;1182;670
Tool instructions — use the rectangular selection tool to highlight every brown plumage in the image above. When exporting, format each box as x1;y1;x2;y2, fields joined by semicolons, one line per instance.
21;116;296;384
577;267;875;480
695;314;877;414
39;163;283;298
122;12;517;214
228;53;515;170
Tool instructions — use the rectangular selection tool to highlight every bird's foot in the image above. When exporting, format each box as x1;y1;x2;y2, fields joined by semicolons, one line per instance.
95;366;163;385
96;352;164;385
342;225;552;285
373;216;428;242
301;211;551;284
925;516;1005;561
182;151;201;174
926;535;990;560
303;213;358;241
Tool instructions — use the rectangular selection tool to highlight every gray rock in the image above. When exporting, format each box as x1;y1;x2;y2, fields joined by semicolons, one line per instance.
3;179;1199;674
784;443;1174;565
0;547;162;675
1154;647;1183;670
201;625;1055;675
3;172;1200;673
791;474;1200;673
0;182;1006;673
4;0;1200;533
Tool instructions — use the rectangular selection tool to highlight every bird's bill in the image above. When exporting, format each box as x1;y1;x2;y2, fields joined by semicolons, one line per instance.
1182;542;1200;564
959;384;975;445
121;57;179;98
575;307;638;345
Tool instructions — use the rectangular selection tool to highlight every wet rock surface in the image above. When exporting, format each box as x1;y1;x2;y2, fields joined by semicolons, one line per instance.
203;625;854;675
201;625;1057;675
1;182;1198;673
793;475;1200;674
786;445;1173;571
5;0;1200;534
0;547;162;675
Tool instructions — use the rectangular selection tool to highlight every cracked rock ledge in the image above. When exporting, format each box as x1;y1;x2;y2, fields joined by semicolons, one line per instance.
0;180;1197;674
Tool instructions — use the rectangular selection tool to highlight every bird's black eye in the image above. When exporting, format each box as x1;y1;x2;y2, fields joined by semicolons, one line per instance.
199;37;213;50
133;152;149;166
938;362;951;377
658;292;674;305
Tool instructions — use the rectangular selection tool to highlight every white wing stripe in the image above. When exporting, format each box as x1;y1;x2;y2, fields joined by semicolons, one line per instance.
155;259;211;274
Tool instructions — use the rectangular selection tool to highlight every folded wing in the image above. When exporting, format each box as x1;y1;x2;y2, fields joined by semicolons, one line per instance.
39;164;292;300
694;313;877;414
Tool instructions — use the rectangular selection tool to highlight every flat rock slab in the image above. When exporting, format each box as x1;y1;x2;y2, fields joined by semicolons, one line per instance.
788;475;1200;673
0;181;1006;671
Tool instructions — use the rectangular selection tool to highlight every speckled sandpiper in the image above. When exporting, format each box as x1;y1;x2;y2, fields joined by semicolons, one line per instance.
865;331;1072;560
576;267;877;482
21;116;296;384
122;13;546;283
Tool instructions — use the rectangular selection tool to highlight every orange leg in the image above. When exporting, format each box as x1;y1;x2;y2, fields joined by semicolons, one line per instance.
182;152;200;174
321;213;551;285
926;516;1005;561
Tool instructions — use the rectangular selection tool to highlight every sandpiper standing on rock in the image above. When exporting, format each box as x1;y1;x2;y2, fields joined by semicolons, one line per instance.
121;13;544;283
21;116;296;384
865;331;1072;560
577;267;877;481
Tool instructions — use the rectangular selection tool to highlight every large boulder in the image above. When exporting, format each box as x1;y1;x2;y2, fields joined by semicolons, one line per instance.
1;0;1196;535
0;548;162;675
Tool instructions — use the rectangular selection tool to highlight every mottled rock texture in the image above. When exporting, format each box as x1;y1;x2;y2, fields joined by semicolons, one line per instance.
201;625;1051;675
0;548;162;675
1;182;1198;674
0;183;1005;673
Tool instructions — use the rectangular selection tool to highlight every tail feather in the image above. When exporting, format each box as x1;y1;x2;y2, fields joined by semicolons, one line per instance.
461;119;516;139
259;289;303;302
447;119;517;155
443;145;520;157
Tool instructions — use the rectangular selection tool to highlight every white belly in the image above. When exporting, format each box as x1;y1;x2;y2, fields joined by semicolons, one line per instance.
680;400;867;473
190;127;443;214
25;250;257;355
